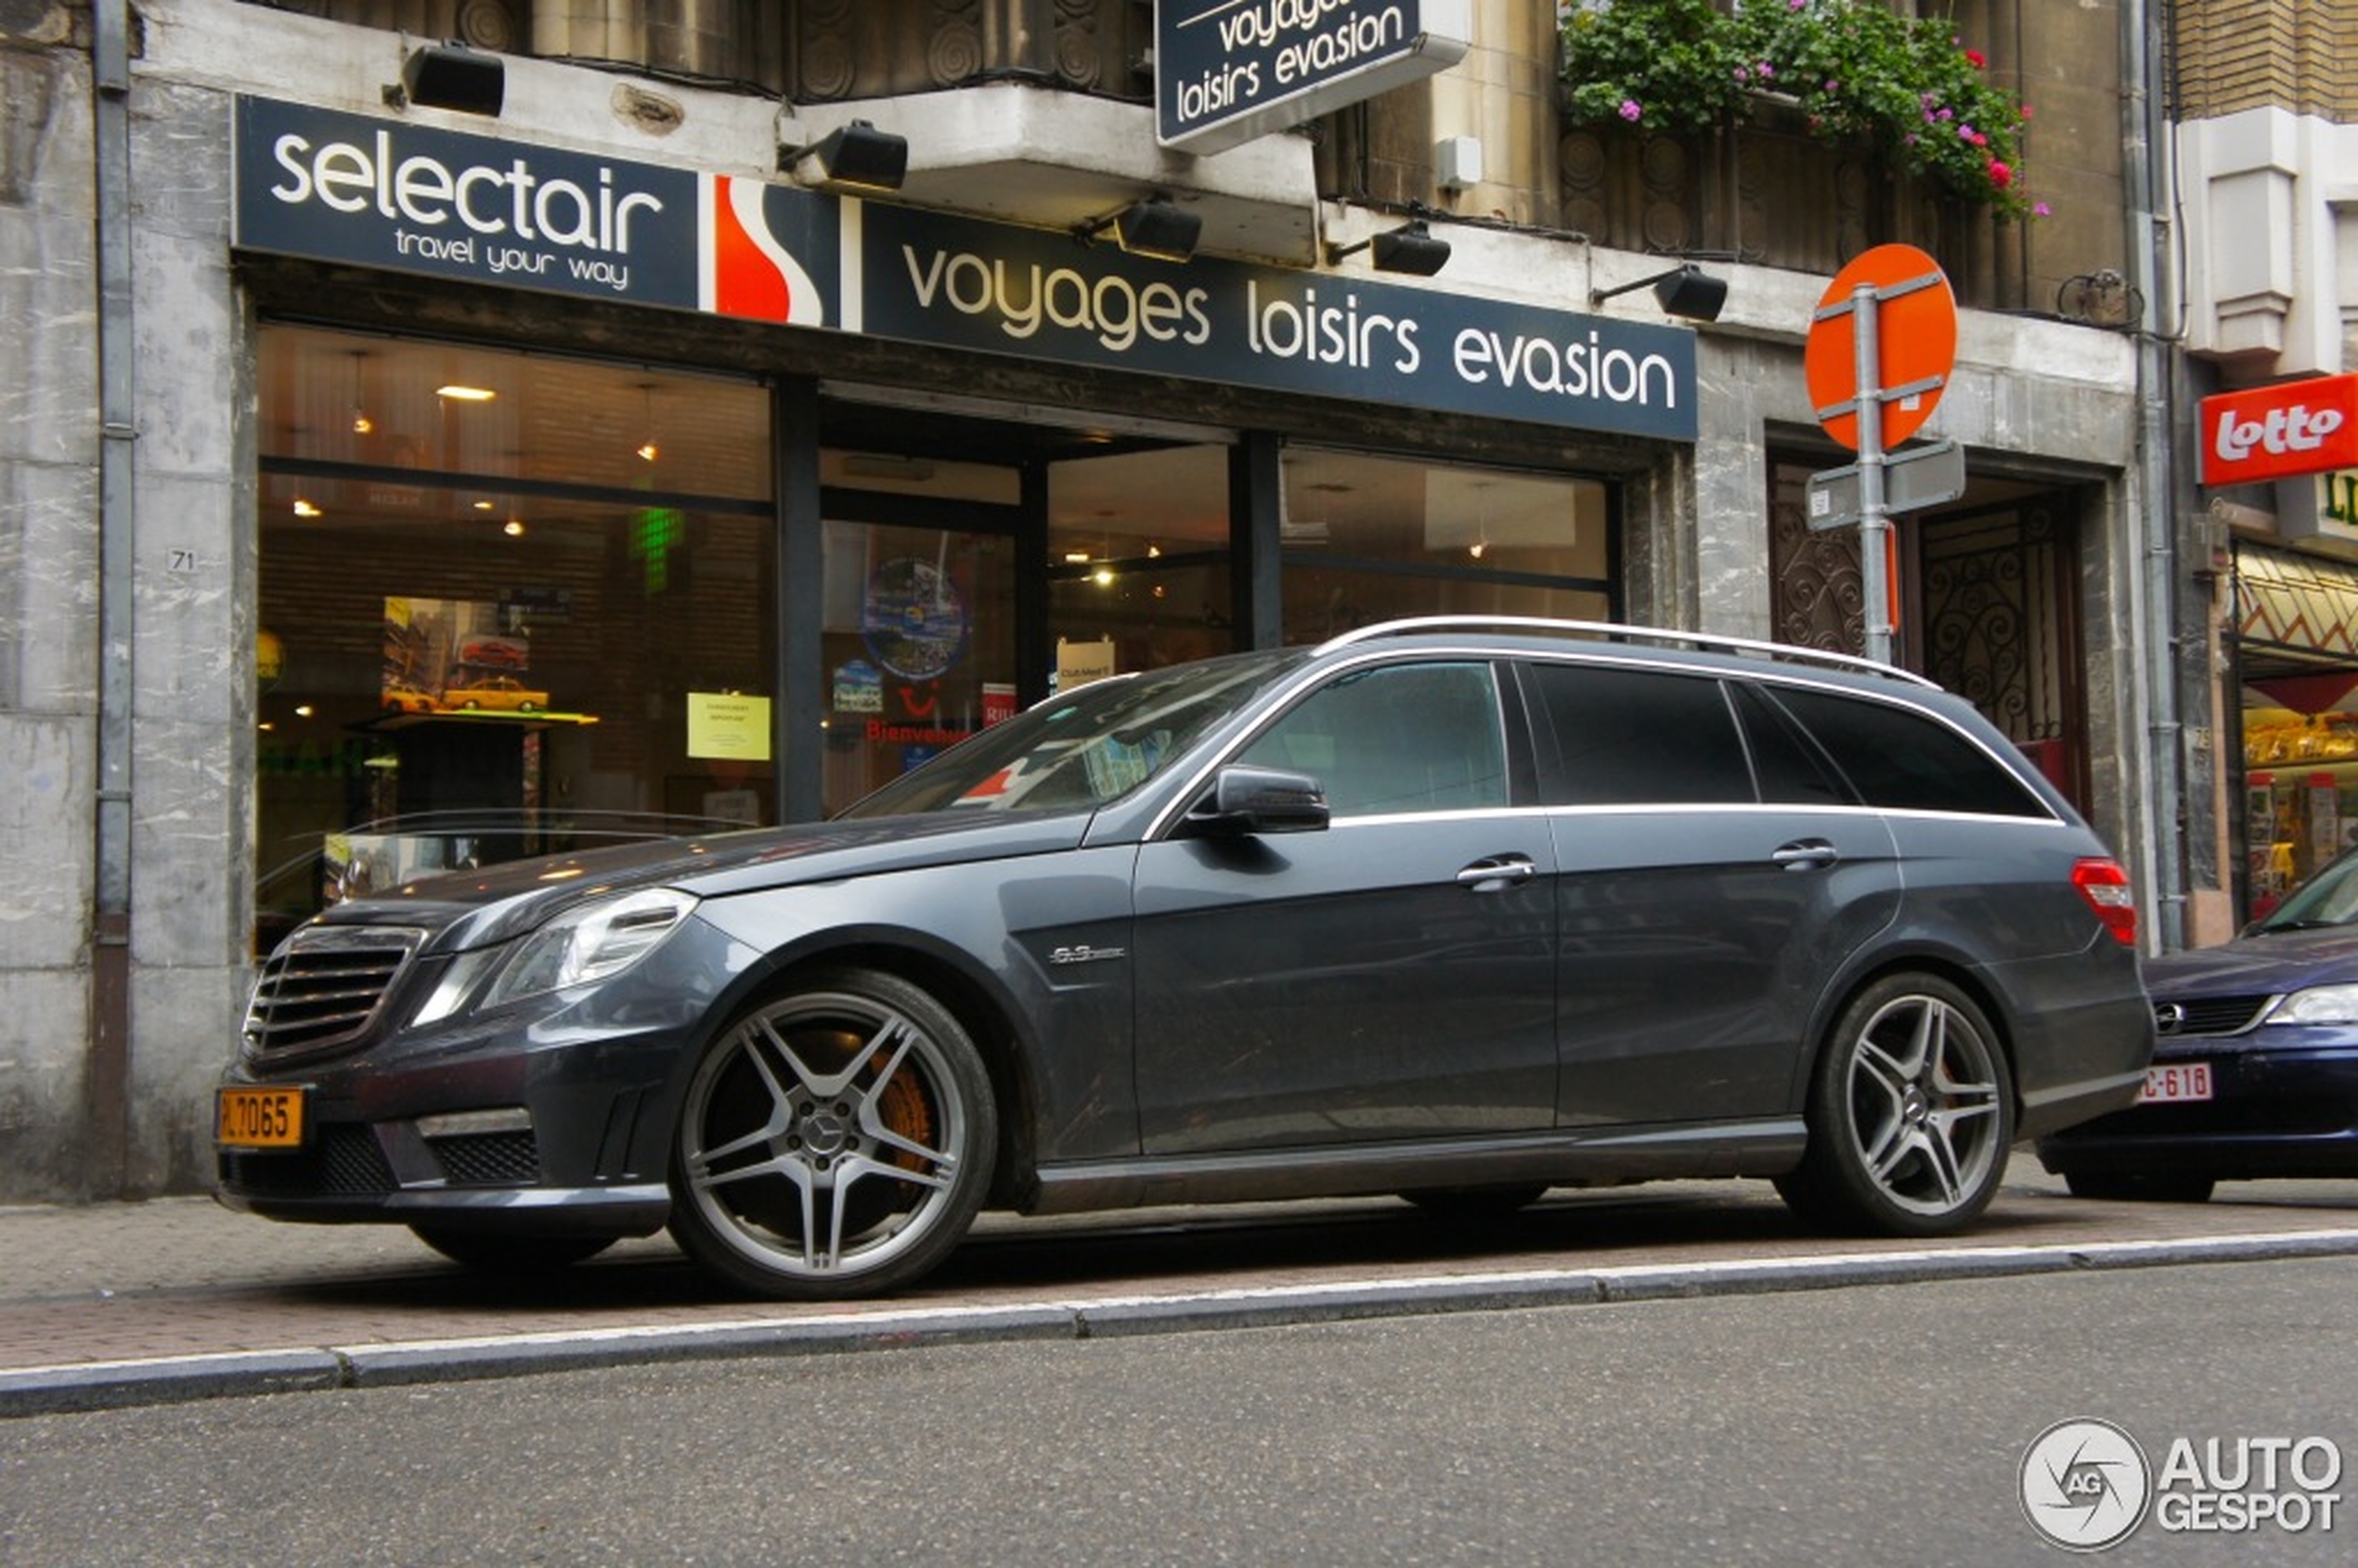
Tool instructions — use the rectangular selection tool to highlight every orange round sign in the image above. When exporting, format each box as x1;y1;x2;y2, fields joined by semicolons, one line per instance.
1804;244;1958;451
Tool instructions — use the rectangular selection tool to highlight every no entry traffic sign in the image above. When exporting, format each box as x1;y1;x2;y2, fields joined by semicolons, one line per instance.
1805;243;1958;451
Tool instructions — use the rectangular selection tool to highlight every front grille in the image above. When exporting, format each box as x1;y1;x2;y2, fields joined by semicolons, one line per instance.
218;1123;397;1199
2156;994;2274;1038
244;925;426;1063
429;1130;542;1186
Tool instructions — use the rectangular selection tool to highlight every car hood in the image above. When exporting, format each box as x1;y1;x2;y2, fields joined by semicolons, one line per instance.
305;810;1095;953
2144;924;2358;998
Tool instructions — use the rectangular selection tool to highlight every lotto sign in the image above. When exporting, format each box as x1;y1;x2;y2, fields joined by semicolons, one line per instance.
2200;374;2358;486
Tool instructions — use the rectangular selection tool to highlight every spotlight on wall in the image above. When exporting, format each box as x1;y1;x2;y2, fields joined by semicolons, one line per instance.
1073;195;1202;264
783;120;909;193
1327;220;1452;277
384;42;506;117
1588;263;1729;323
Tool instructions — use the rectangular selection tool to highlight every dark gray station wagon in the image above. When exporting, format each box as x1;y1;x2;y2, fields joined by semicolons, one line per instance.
218;618;2154;1298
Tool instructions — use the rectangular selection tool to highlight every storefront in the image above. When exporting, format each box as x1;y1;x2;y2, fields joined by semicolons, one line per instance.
240;95;1653;949
2229;544;2358;917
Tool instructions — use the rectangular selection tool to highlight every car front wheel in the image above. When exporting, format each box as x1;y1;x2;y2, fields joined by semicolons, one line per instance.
667;968;996;1300
1776;974;2015;1237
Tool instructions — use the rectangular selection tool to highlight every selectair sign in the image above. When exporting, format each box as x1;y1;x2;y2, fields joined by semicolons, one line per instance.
1156;0;1471;155
2200;374;2358;487
233;95;1700;441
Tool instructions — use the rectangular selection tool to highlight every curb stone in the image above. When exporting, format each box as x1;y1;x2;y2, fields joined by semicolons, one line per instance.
8;1227;2358;1419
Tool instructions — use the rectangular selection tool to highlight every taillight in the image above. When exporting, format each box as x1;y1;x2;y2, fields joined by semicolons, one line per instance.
2072;857;2137;947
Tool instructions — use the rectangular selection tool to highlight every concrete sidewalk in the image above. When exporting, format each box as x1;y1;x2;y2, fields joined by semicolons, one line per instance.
6;1162;2358;1418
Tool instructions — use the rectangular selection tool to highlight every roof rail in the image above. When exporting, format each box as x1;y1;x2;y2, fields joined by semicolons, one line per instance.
1317;616;1941;689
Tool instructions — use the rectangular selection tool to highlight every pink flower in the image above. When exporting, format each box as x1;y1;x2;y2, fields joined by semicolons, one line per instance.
1756;61;1775;81
1618;98;1642;123
1988;160;2013;188
1968;131;1988;148
1964;48;1988;69
2034;201;2051;216
1824;79;1839;92
1734;65;1751;82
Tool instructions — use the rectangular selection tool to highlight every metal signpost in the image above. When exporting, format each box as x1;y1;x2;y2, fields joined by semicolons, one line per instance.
1803;245;1963;666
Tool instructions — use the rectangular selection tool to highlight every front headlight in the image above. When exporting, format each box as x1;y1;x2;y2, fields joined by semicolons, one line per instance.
412;888;699;1024
2265;983;2358;1026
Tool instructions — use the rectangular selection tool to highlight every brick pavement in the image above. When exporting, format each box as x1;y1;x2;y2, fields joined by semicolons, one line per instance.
5;1160;2356;1415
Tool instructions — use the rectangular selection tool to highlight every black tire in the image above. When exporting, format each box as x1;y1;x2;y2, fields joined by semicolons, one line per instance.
1400;1184;1548;1219
2063;1171;2217;1204
1775;973;2015;1238
667;967;996;1301
408;1225;616;1272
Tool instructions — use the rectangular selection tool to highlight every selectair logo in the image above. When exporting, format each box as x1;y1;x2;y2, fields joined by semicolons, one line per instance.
2200;374;2358;487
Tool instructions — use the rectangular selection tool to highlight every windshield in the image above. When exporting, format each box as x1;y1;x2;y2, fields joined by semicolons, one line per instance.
2255;848;2358;932
839;650;1306;820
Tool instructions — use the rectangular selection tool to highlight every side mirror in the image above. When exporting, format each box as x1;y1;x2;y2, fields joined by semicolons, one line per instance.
1185;764;1329;836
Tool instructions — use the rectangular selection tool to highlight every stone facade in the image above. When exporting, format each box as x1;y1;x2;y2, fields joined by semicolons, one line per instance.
0;0;2163;1201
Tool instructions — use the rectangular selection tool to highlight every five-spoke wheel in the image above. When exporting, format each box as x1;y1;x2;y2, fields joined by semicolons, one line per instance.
1777;973;2015;1237
667;968;995;1299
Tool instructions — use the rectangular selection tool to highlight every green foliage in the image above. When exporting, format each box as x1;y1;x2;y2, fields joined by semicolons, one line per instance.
1559;0;2040;218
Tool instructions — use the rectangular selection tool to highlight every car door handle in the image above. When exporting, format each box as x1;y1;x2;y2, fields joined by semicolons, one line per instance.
1457;855;1538;889
1771;838;1840;871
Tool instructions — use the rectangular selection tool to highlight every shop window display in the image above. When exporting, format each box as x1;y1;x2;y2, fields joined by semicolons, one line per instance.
254;325;773;952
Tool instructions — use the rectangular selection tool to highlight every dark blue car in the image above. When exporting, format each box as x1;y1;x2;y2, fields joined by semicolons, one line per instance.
219;617;2154;1298
2040;846;2358;1202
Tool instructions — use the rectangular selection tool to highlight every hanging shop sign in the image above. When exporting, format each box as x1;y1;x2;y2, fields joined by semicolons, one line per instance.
2200;373;2358;487
1154;0;1472;155
231;96;1696;442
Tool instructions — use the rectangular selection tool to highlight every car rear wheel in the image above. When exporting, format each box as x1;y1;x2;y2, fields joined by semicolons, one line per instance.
1776;973;2015;1237
667;968;996;1300
2063;1172;2216;1204
408;1225;616;1272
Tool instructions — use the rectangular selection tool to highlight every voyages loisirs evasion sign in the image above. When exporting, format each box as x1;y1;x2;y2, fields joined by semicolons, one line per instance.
232;96;1698;442
1155;0;1471;154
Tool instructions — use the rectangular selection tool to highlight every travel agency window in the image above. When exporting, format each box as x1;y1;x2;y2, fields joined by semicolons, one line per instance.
254;323;773;951
1047;439;1236;682
1276;447;1616;641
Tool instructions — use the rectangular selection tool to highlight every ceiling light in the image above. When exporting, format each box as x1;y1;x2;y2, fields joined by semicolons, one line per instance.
434;383;497;402
292;499;321;518
1588;263;1729;323
1328;219;1452;277
1074;195;1201;263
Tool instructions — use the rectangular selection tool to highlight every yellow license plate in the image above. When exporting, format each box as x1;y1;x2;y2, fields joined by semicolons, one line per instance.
216;1086;305;1149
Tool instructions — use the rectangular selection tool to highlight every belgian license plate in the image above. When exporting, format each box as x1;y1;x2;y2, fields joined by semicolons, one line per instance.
216;1085;306;1148
2136;1063;2213;1105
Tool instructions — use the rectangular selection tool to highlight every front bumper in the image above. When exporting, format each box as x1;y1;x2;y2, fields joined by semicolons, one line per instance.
2035;1034;2358;1181
216;916;745;1237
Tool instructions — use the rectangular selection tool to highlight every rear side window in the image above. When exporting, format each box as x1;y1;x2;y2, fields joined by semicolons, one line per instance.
1523;663;1752;806
1767;685;2049;818
1731;682;1852;807
1239;661;1508;818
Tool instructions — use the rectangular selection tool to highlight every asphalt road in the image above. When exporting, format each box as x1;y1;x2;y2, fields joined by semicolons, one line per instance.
5;1254;2353;1566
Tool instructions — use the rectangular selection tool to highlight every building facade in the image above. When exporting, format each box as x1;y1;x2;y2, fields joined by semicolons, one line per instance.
2169;0;2358;932
2;0;2167;1200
